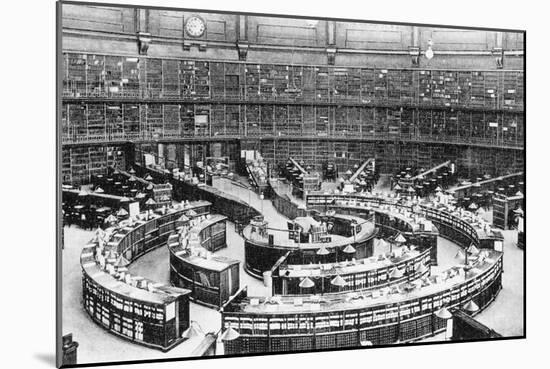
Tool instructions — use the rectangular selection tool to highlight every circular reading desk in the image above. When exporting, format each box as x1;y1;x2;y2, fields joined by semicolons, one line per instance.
221;192;504;354
167;214;241;309
80;201;211;351
243;213;378;279
80;163;505;354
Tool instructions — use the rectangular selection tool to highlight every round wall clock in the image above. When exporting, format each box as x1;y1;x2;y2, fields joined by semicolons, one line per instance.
185;15;206;38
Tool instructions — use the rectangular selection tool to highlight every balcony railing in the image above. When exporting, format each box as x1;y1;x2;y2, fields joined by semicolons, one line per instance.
61;131;524;149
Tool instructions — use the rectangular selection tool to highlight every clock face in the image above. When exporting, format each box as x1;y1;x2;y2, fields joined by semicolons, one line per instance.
185;16;206;38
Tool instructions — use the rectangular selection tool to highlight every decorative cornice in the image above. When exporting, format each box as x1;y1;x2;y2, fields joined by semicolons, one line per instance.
63;29;525;58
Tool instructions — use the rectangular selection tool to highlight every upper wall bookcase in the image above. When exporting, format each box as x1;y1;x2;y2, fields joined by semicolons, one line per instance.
62;53;524;112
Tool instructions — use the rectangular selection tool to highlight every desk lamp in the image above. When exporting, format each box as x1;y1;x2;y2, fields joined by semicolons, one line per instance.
182;321;204;339
220;326;240;341
462;300;480;315
331;275;347;289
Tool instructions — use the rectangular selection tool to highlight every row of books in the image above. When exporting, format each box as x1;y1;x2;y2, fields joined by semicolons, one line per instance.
63;53;524;110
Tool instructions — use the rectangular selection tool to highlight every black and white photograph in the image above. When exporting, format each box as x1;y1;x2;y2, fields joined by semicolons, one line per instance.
54;0;528;367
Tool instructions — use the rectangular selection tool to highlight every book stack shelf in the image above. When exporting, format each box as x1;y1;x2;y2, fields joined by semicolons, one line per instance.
348;68;362;103
66;53;86;97
194;105;210;136
62;52;524;186
444;71;459;106
87;54;105;97
302;66;316;101
162;60;179;98
375;108;388;136
418;70;432;105
194;61;210;98
259;64;274;98
470;71;486;108
260;105;274;136
512;71;524;110
180;61;195;98
246;64;260;100
387;108;401;136
484;71;499;110
333;68;347;102
87;104;105;139
105;104;121;139
374;69;388;102
333;107;346;137
105;56;123;98
360;68;375;103
163;105;180;137
225;105;240;135
432;110;445;137
246;105;260;137
302;141;316;169
210;104;225;137
316;107;329;136
70;147;90;184
228;63;243;99
457;71;471;106
180;105;195;137
62;52;524;112
122;57;140;98
62;149;72;183
400;69;415;104
147;104;164;138
58;100;527;145
146;58;163;99
431;70;447;106
274;105;288;136
68;103;87;138
210;62;225;99
287;66;303;100
446;110;458;138
316;67;330;102
285;105;299;136
387;70;401;104
89;147;106;178
123;104;140;139
349;107;361;136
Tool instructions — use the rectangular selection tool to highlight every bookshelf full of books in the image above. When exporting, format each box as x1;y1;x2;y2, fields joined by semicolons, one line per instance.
63;53;524;111
80;203;214;351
